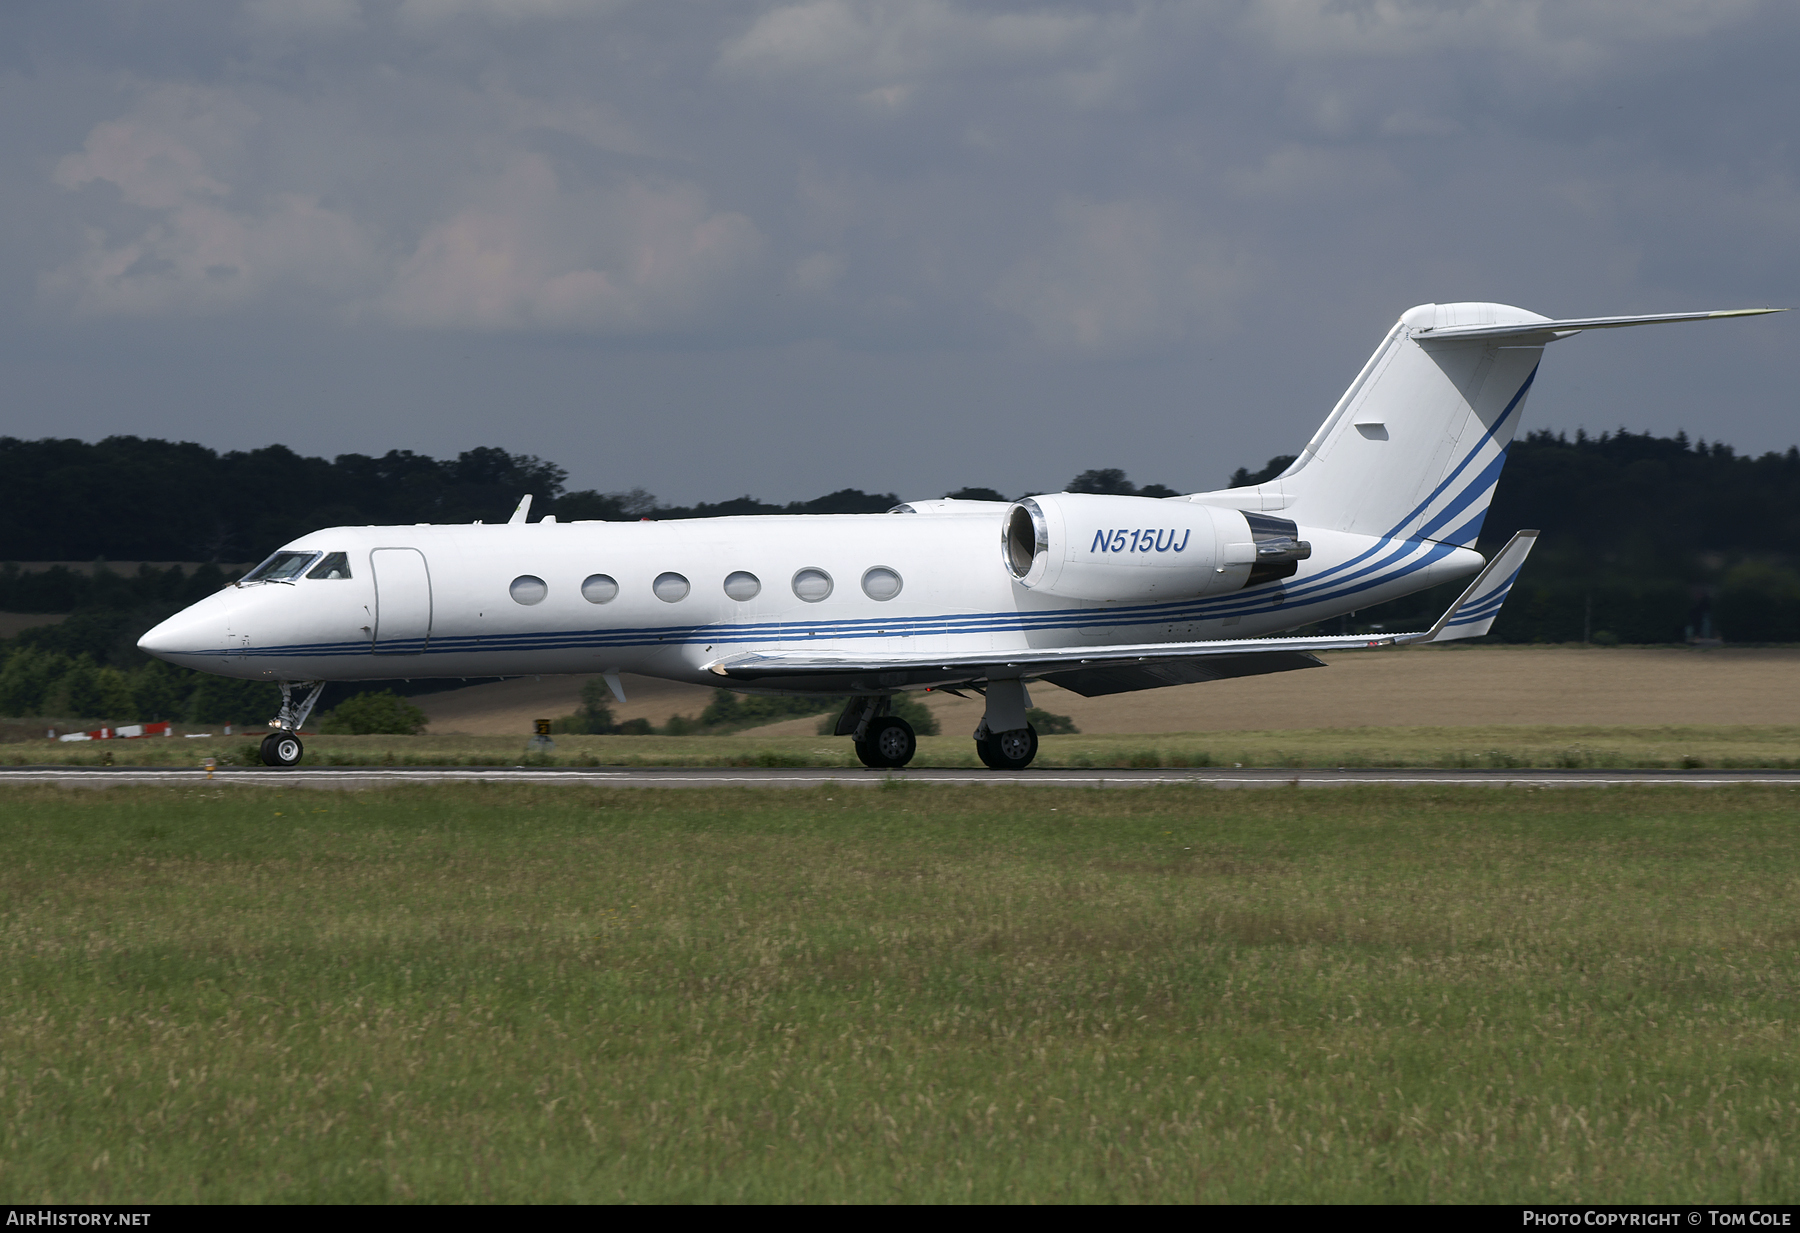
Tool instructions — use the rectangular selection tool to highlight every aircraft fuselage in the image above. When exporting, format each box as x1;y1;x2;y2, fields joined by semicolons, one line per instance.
140;512;1480;689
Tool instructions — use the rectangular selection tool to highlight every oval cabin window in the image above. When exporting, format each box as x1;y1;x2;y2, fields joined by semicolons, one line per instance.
723;571;761;601
581;574;619;604
861;567;903;601
653;572;690;603
791;568;833;603
510;575;548;605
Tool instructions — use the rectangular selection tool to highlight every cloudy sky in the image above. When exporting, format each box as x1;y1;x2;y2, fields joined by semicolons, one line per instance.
0;0;1794;504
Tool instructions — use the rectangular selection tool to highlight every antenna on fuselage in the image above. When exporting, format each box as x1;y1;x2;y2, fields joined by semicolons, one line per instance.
508;494;533;524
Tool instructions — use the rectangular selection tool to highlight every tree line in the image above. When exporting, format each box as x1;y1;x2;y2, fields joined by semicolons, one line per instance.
0;436;1192;563
1;427;1798;726
1353;429;1800;644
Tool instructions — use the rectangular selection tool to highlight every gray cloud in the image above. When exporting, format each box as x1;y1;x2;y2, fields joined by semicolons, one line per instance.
372;155;766;333
45;83;380;315
0;0;1794;507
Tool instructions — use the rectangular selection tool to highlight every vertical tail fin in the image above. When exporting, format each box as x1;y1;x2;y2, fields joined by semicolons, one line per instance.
1211;303;1550;545
1188;302;1780;547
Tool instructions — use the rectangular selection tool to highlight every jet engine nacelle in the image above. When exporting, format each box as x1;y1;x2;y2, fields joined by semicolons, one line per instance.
1003;493;1312;601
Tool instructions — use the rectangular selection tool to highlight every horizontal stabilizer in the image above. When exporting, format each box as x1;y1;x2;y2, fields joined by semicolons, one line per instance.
1418;530;1538;642
1416;308;1783;342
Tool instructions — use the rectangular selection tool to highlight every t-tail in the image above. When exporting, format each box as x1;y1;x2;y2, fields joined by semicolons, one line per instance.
1188;303;1783;550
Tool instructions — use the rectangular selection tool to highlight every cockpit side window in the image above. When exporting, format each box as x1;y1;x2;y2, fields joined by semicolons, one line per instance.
243;550;321;583
306;552;352;580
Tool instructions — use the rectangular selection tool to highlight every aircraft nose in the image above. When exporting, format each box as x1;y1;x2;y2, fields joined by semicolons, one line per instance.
138;608;218;663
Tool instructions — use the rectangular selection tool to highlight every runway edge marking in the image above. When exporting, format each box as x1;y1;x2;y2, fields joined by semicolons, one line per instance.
3;768;1799;790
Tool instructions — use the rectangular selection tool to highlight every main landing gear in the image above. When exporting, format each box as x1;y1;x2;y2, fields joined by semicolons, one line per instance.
832;678;1042;771
970;677;1039;770
834;697;918;768
859;716;917;769
975;724;1038;770
261;680;325;767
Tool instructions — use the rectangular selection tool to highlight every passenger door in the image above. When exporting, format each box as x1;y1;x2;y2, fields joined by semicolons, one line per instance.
371;548;432;654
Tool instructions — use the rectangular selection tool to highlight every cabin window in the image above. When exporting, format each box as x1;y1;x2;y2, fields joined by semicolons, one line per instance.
510;575;548;605
792;568;833;602
306;552;352;580
723;571;761;601
581;574;619;604
243;550;320;583
653;572;690;603
861;566;903;601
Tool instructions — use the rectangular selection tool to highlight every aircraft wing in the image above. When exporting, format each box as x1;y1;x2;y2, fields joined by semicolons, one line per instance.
705;531;1539;695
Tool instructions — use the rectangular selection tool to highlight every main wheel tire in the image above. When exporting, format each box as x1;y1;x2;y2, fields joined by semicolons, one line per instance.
261;731;304;767
977;724;1038;770
873;716;916;767
855;716;917;768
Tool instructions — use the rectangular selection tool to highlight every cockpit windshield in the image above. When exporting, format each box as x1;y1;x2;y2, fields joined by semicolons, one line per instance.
242;550;320;583
307;552;352;580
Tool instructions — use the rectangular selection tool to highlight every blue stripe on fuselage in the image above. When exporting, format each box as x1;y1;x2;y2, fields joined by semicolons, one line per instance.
217;539;1462;661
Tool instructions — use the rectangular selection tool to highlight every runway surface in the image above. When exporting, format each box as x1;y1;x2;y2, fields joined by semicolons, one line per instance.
3;766;1799;789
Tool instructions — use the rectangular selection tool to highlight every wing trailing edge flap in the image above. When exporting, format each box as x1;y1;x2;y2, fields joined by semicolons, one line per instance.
1041;651;1325;698
703;530;1540;689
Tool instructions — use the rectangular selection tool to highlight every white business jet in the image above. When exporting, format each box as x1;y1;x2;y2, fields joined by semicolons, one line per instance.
140;302;1780;769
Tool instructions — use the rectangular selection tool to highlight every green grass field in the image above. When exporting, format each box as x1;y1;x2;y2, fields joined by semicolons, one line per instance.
6;722;1800;770
2;782;1797;1202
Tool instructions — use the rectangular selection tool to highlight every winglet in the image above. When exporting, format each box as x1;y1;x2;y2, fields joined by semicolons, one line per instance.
508;494;533;525
1407;530;1538;643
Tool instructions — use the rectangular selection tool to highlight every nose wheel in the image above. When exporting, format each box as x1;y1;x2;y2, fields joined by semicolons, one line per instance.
261;680;323;767
260;731;304;767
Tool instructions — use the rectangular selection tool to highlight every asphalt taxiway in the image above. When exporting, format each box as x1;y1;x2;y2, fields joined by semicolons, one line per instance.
2;766;1797;789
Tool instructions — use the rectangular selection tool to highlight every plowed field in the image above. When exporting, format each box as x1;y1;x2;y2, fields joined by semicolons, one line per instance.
414;646;1800;737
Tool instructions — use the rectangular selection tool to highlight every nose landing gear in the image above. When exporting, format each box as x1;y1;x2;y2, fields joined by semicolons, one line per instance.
260;731;304;767
262;680;325;768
